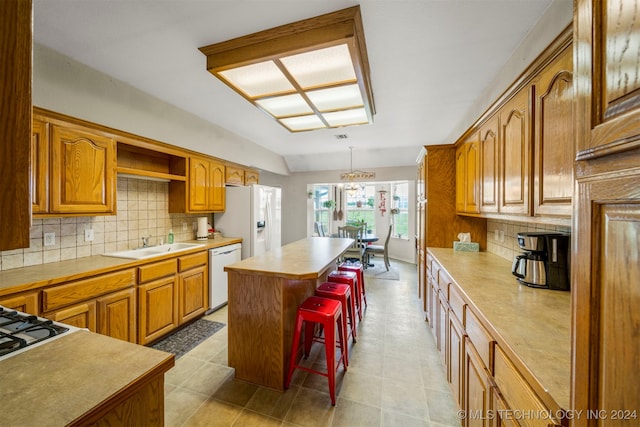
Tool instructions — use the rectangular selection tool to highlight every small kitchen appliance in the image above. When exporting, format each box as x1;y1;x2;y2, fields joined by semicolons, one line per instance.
0;306;78;360
511;232;570;290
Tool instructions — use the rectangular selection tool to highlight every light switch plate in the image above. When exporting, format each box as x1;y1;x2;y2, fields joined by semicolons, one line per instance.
85;229;94;242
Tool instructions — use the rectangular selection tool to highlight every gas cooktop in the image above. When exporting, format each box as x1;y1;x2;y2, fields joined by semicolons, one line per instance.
0;306;75;360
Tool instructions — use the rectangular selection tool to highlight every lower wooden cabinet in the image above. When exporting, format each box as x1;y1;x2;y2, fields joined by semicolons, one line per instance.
0;291;39;313
449;312;465;406
464;338;492;427
48;300;97;331
178;252;208;324
97;288;136;343
491;387;519;427
138;275;179;345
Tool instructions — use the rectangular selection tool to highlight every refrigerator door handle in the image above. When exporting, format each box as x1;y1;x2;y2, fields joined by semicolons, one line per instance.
265;192;272;251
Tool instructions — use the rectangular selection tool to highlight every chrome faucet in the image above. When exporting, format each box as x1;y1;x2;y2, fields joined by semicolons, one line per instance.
141;235;152;247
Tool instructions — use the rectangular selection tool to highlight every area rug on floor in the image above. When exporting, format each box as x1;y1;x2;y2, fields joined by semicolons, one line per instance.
151;318;225;359
364;258;399;280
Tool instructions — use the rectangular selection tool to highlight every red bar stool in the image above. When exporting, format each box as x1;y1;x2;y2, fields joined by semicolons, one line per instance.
339;261;367;309
316;281;357;345
328;270;362;321
285;296;347;406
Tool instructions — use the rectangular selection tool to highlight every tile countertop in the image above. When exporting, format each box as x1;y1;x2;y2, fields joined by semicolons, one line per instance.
427;248;571;410
0;237;242;296
0;329;174;426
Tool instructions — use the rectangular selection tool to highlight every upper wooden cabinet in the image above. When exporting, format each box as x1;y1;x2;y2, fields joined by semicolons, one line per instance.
169;156;225;213
31;119;49;214
244;169;259;185
456;132;480;214
499;86;532;216
49;124;117;214
532;44;574;218
479;114;499;214
225;164;244;186
0;0;32;250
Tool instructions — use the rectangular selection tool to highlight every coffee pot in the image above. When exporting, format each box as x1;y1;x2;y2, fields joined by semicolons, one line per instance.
511;232;570;290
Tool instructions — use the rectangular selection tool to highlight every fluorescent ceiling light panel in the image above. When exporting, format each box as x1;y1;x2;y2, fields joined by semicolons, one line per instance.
306;84;364;111
256;94;313;117
200;6;375;132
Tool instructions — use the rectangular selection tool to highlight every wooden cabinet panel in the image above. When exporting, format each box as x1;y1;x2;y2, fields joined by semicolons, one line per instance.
576;0;640;158
437;290;448;364
499;87;531;215
533;44;574;218
465;338;492;427
50;124;116;214
97;287;136;343
183;156;225;212
465;307;494;372
0;291;39;314
493;345;559;427
225;165;244;185
448;284;466;326
42;269;136;312
178;264;208;324
244;169;259;185
0;0;31;251
138;259;178;283
209;160;225;211
491;387;518;427
48;301;97;331
31;119;49;213
138;276;178;345
479;114;499;213
449;311;465;407
456;134;480;214
178;251;208;272
189;157;210;211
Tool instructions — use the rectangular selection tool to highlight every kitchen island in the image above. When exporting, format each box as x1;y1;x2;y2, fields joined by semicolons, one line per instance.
225;237;353;391
1;329;174;426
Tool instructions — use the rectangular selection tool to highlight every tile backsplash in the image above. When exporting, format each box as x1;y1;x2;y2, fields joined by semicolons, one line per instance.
0;178;210;271
486;219;571;261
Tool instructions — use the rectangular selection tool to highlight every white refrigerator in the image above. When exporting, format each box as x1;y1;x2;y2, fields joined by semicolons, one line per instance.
214;184;282;259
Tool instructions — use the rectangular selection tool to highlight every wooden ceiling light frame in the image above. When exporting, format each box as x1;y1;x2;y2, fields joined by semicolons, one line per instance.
199;6;375;132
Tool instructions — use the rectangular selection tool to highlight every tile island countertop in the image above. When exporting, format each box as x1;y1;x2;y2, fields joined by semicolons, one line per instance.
428;248;571;411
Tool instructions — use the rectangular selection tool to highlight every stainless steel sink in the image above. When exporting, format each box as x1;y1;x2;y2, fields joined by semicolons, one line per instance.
102;242;205;260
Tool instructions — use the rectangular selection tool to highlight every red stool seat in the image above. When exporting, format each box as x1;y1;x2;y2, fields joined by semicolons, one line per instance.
285;296;347;405
339;261;367;309
328;270;362;321
316;282;357;345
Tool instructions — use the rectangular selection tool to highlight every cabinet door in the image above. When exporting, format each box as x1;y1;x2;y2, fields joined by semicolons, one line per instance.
225;165;244;185
48;301;97;332
499;87;531;215
97;288;136;343
449;312;465;407
437;290;448;364
50;125;116;214
490;387;518;427
138;276;178;345
208;159;225;211
0;0;31;251
188;157;210;212
479;115;499;213
0;291;39;314
465;338;491;427
533;45;573;217
244;169;259;185
178;264;208;324
456;137;480;214
31;119;49;213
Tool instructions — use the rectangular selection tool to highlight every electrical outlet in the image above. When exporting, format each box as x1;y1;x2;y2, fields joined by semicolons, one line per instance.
182;222;188;232
44;232;56;246
494;229;500;241
499;230;505;243
84;228;94;242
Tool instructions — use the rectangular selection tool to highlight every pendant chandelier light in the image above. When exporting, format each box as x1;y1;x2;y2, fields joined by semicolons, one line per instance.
341;146;374;195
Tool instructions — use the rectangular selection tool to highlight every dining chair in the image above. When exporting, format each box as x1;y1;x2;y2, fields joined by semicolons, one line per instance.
337;225;366;264
314;221;326;237
365;224;392;271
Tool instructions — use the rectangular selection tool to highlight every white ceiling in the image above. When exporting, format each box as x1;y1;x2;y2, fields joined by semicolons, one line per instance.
33;0;557;173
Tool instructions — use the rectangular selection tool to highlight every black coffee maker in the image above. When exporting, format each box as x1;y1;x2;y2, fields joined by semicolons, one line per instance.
511;232;570;290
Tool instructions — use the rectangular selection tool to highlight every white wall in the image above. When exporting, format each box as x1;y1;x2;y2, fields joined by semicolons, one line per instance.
33;44;290;176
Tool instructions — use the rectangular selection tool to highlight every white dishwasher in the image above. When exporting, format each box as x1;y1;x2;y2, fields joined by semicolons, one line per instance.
208;243;242;313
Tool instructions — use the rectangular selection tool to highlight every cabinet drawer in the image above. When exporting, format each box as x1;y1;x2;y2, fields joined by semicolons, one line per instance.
494;345;559;427
426;253;434;273
139;259;178;283
42;269;136;312
465;306;494;371
179;251;208;272
448;284;466;325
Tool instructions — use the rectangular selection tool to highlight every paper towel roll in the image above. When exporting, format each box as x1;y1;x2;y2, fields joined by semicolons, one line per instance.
197;217;208;240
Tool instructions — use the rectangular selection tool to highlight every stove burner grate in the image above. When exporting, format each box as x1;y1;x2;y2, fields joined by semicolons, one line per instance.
0;307;70;357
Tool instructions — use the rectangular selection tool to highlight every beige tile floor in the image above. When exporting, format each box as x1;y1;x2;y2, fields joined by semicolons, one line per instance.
164;259;461;427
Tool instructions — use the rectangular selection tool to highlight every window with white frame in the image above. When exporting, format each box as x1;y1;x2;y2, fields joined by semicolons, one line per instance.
391;182;409;239
311;184;331;236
